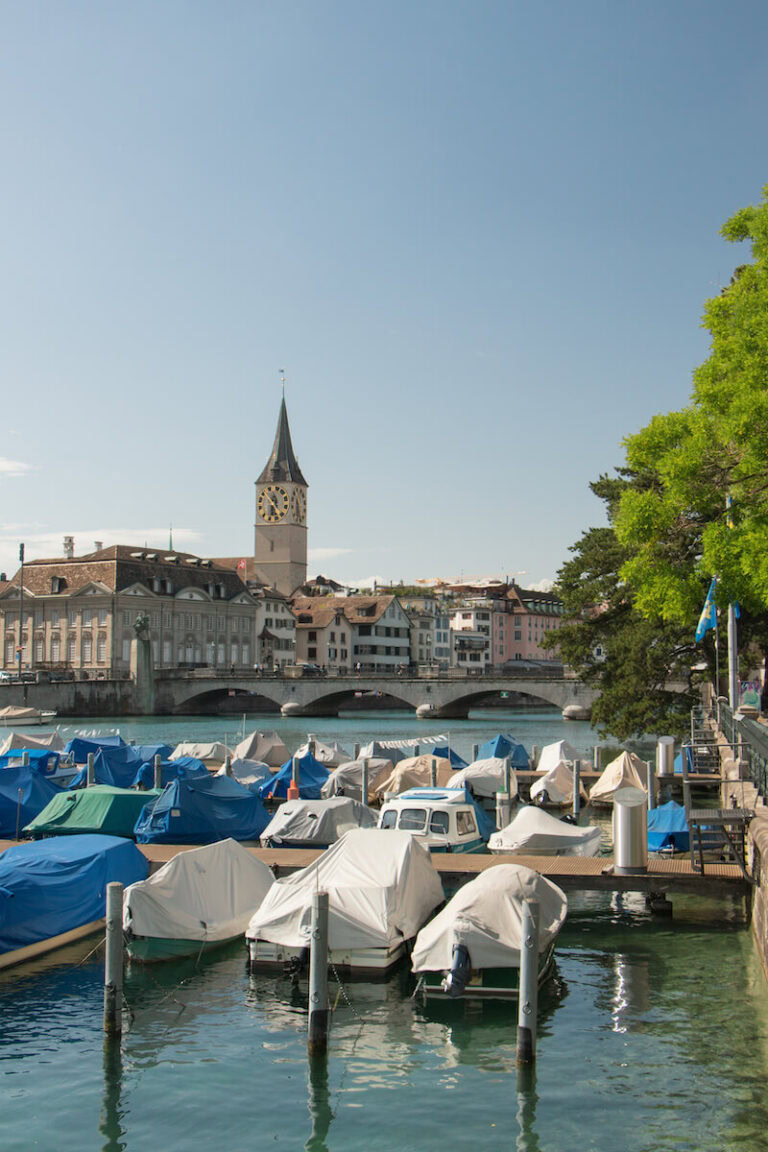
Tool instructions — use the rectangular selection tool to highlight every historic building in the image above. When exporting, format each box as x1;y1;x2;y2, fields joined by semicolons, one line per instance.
253;396;308;596
291;595;411;673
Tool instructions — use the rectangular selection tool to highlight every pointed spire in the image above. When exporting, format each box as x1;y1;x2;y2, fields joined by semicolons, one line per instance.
258;394;307;486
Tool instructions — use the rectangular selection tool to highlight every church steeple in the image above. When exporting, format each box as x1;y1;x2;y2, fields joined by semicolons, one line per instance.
257;396;307;486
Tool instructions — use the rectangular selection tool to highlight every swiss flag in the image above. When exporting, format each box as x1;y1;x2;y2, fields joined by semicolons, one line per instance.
237;559;247;571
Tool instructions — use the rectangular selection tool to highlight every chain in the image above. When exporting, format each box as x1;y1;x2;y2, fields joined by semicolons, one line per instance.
328;958;366;1022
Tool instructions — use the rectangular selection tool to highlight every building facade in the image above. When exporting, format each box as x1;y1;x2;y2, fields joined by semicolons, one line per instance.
291;595;411;673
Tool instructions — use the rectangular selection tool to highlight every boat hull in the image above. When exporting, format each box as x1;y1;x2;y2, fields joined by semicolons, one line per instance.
420;941;557;1000
248;937;407;975
126;934;238;964
0;918;103;970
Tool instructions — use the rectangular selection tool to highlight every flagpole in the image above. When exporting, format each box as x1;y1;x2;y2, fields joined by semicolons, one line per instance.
727;603;738;710
714;607;720;700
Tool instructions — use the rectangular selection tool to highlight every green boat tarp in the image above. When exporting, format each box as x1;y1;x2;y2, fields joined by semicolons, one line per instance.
24;785;161;839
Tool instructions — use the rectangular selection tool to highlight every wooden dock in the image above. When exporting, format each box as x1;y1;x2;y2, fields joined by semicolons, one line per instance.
1;839;747;898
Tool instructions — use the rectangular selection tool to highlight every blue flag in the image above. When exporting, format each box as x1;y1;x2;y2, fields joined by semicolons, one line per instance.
695;577;718;642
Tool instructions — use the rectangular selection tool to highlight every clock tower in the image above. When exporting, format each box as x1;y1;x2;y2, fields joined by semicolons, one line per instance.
254;396;308;595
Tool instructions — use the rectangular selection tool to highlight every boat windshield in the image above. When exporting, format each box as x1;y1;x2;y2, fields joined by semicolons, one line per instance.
398;808;427;832
456;810;477;836
380;810;397;829
429;811;449;835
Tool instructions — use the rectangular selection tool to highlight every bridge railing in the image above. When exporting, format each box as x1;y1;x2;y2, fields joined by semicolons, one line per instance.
155;663;568;682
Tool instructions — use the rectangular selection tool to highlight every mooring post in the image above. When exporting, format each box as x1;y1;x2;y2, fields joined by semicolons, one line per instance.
353;742;360;760
103;882;124;1035
361;757;370;805
504;755;512;801
308;890;329;1056
153;754;163;789
87;752;95;787
430;756;437;787
288;754;300;799
531;745;539;767
15;787;23;840
308;734;317;758
414;744;420;757
21;750;29;767
593;745;601;771
572;760;581;820
646;761;655;810
472;743;479;762
516;898;540;1066
681;748;692;818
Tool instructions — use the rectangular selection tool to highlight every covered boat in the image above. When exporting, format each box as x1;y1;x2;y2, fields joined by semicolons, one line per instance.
0;730;65;754
412;863;567;999
123;839;274;962
321;757;394;803
535;740;580;774
215;758;273;790
169;741;233;766
258;751;330;800
0;706;57;727
530;760;586;808
358;740;407;765
476;734;529;768
0;748;61;775
0;762;61;838
446;757;518;800
0;834;148;969
430;745;468;769
134;775;270;844
589;751;653;807
25;785;161;839
234;731;289;767
260;797;378;848
488;805;601;856
64;735;126;763
647;801;690;852
294;739;351;768
246;828;444;973
378;788;495;853
66;746;206;791
373;755;454;798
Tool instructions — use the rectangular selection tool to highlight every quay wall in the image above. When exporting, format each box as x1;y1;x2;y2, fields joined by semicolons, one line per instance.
750;814;768;984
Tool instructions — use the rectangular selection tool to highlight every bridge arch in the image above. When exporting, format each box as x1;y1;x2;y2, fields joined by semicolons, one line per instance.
169;684;285;716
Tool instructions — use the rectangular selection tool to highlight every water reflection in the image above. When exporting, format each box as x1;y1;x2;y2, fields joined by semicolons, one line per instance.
99;1038;126;1152
516;1064;542;1152
304;1053;332;1152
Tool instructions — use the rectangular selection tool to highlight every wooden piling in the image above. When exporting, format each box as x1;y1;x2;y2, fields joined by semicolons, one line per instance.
87;753;95;787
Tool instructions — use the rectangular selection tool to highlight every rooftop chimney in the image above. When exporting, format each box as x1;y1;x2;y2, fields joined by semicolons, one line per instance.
63;536;74;559
94;541;103;552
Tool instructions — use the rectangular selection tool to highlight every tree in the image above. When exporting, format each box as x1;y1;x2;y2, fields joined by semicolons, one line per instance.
544;474;697;740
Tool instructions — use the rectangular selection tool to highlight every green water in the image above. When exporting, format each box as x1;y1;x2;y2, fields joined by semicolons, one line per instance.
1;892;766;1152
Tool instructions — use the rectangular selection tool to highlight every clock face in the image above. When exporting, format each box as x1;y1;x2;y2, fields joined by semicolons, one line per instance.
257;484;289;523
291;489;307;524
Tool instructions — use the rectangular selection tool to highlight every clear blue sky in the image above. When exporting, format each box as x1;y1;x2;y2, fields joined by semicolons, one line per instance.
1;1;767;588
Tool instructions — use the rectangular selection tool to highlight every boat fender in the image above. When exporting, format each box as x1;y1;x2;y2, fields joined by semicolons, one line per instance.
441;942;471;999
561;812;578;826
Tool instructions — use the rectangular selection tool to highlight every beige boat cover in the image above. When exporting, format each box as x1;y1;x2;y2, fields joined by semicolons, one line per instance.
260;797;378;846
294;740;351;768
0;706;48;721
373;755;455;798
0;730;65;754
235;731;289;767
321;758;395;802
246;828;444;950
169;741;233;764
446;757;518;800
530;760;586;806
123;839;274;943
412;863;567;972
589;751;651;804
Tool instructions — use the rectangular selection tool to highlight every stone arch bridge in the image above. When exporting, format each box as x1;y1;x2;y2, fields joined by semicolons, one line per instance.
154;672;597;720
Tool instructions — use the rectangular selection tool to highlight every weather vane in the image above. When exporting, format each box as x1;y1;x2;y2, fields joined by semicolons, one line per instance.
279;368;286;396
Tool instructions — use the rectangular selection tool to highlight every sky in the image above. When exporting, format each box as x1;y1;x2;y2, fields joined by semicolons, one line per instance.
1;1;767;590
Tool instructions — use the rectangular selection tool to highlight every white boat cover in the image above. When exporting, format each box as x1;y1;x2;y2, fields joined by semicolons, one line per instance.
246;828;444;950
260;798;378;845
235;731;289;766
589;751;651;804
487;805;601;855
169;741;233;764
446;757;518;800
358;740;407;764
373;755;454;798
412;864;567;972
321;758;395;802
0;730;65;754
215;758;273;788
536;740;579;774
123;839;274;943
294;740;351;768
530;760;586;806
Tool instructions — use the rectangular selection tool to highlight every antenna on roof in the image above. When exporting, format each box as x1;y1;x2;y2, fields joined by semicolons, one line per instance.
169;523;173;550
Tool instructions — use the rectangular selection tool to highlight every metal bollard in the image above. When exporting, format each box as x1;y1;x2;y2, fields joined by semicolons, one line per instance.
103;882;124;1035
656;736;674;778
496;788;511;830
224;754;232;778
430;756;437;787
87;752;95;786
472;743;479;762
646;761;655;810
361;758;370;805
308;891;329;1056
613;787;648;875
153;754;163;789
516;898;540;1065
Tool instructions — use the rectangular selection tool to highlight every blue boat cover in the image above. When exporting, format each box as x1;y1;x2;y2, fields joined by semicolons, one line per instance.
0;834;148;956
431;745;469;769
259;752;330;800
134;774;271;844
64;735;126;763
0;749;61;774
647;801;690;851
0;764;62;838
68;747;207;791
477;734;529;767
399;787;496;843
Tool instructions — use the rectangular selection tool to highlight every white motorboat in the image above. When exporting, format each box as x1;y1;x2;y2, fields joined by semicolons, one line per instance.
446;757;519;801
530;759;586;809
378;788;493;854
246;828;444;974
412;863;567;999
488;805;602;856
0;706;58;728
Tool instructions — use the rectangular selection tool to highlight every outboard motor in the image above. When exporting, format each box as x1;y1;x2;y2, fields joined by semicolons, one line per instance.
441;943;472;998
561;812;578;826
284;945;310;982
